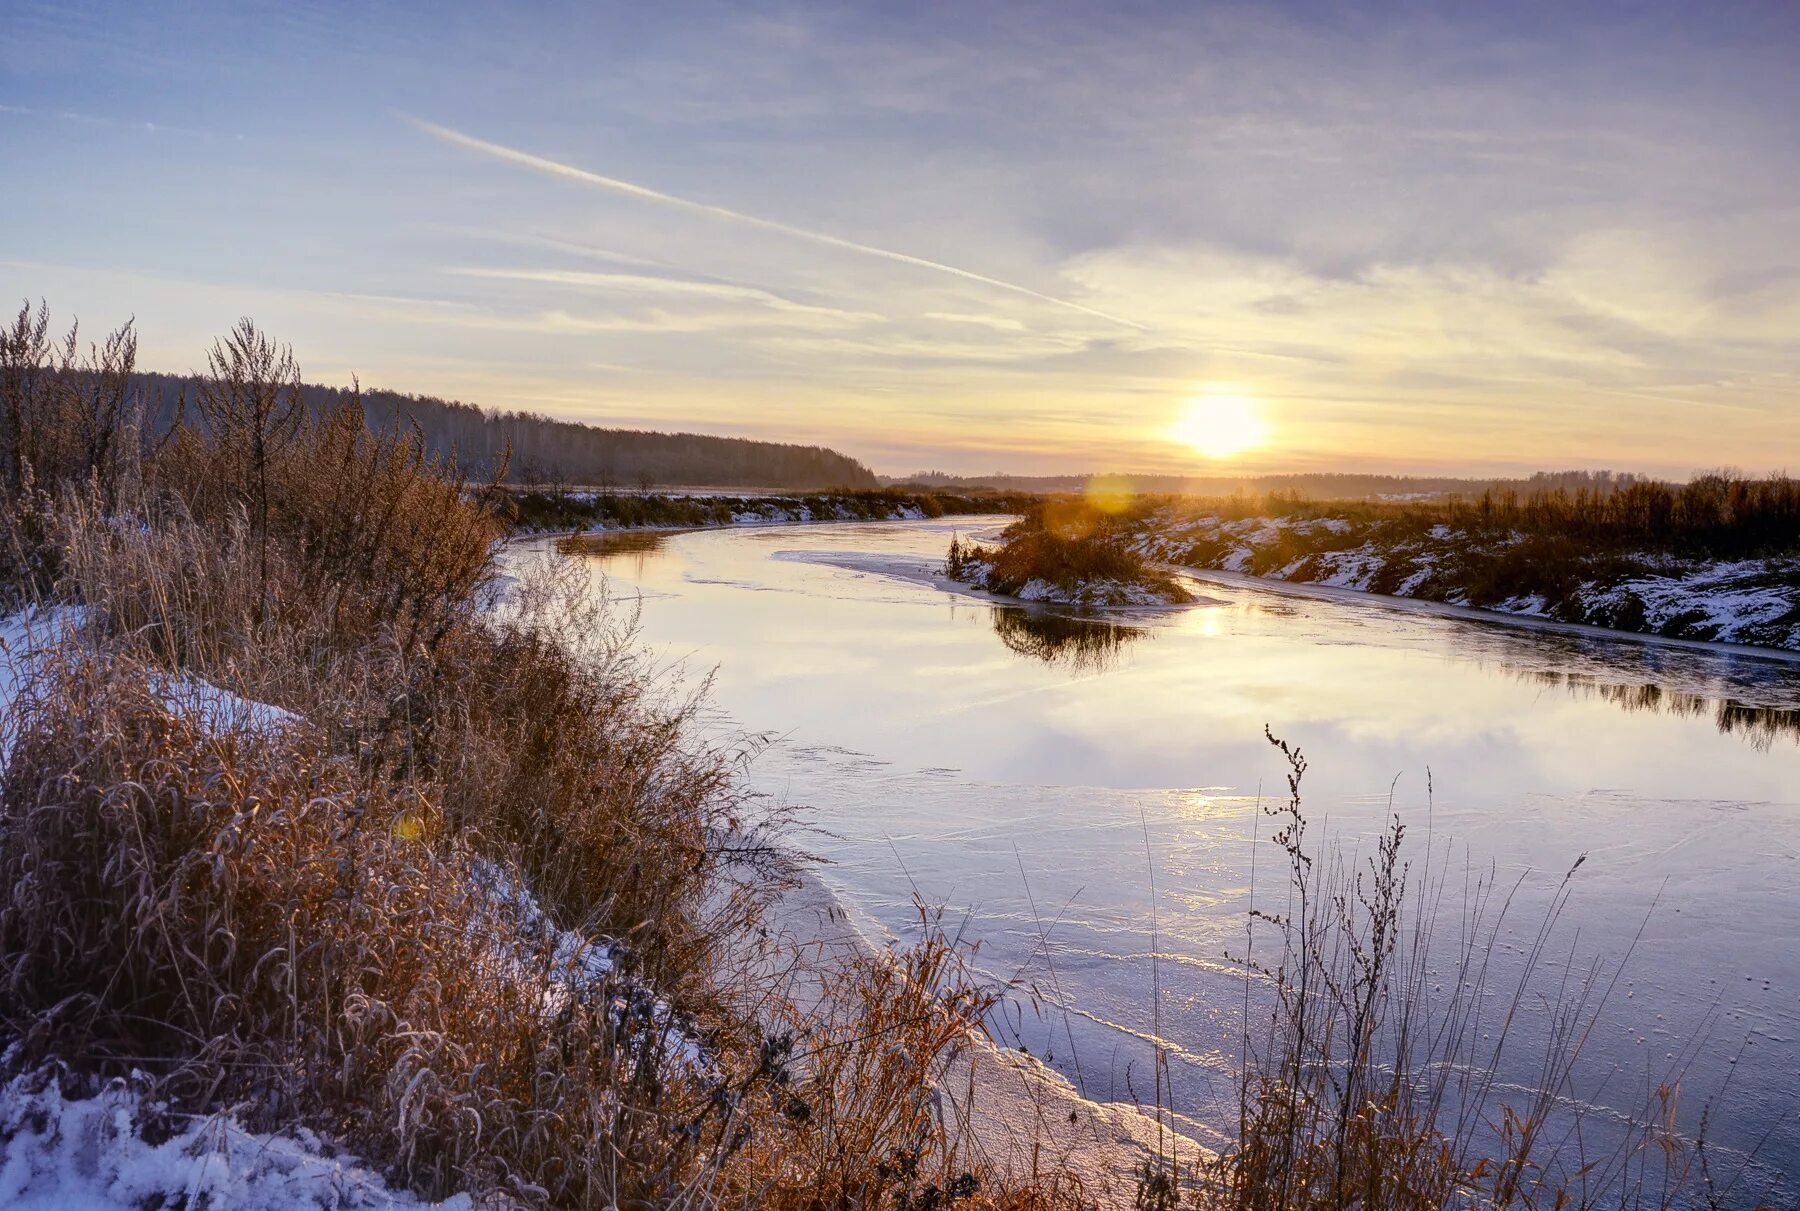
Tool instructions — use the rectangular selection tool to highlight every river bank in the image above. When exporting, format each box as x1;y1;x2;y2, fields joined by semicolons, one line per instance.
502;487;1038;536
754;858;1209;1206
1122;504;1800;651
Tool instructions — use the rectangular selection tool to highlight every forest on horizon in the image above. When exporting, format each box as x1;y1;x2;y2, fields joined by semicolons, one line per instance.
124;370;880;491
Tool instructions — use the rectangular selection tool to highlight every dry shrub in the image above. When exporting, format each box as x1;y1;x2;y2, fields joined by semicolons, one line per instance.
155;391;503;650
1;300;166;601
723;902;1088;1211
948;499;1193;604
48;489;758;1010
429;555;765;1001
0;645;726;1205
268;397;502;649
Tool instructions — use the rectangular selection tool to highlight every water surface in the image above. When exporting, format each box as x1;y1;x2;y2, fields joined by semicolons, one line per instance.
538;517;1800;1199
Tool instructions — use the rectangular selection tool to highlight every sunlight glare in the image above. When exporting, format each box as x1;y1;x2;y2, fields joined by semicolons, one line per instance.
1171;394;1270;460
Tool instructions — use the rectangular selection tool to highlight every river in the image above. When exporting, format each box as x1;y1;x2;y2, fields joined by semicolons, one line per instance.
534;515;1800;1202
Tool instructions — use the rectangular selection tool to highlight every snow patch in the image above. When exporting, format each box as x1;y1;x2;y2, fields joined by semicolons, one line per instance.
152;675;297;737
1;609;85;763
0;1067;468;1210
466;861;707;1074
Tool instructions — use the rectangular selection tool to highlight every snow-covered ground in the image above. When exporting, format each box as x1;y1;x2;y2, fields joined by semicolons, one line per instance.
1125;510;1800;651
0;1066;471;1211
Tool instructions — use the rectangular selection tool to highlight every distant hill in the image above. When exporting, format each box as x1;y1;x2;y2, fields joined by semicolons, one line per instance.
130;372;879;490
889;469;1662;500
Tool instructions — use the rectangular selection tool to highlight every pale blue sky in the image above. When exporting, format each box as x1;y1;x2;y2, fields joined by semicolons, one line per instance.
3;1;1797;476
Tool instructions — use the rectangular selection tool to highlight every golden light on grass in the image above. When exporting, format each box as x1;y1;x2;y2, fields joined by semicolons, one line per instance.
1083;473;1135;514
1171;392;1270;459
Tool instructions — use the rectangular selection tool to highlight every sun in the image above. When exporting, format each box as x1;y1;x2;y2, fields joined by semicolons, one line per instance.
1170;394;1270;460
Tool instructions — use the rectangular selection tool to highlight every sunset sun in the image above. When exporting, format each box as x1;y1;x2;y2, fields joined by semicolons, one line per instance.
1170;394;1270;460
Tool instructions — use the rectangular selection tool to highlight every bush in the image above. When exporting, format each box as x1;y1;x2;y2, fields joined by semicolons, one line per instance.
948;499;1195;604
0;649;717;1204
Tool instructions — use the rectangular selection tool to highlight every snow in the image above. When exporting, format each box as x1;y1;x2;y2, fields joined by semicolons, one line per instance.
1497;593;1551;617
153;674;298;736
468;859;616;1006
0;1066;470;1211
1581;562;1799;646
466;860;708;1074
3;608;297;759
1393;554;1438;596
1119;511;1800;652
0;609;85;763
1311;550;1384;590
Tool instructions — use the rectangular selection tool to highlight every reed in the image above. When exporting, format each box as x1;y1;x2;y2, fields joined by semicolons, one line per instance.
1182;730;1776;1210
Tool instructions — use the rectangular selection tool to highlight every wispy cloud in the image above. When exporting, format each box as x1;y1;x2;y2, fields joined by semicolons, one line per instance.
0;101;230;139
444;266;879;323
401;113;1145;331
925;311;1029;333
438;228;674;272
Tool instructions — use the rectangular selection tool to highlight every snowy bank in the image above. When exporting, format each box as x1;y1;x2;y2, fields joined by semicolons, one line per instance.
1125;509;1800;651
0;1066;474;1211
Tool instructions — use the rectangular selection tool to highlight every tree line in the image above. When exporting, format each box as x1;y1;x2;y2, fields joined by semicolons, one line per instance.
116;369;880;491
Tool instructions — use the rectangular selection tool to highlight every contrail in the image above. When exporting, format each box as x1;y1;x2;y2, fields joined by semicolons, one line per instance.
402;114;1144;331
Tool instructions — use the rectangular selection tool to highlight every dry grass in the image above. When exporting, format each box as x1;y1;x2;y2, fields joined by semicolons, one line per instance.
1183;731;1776;1211
948;499;1194;604
0;648;721;1205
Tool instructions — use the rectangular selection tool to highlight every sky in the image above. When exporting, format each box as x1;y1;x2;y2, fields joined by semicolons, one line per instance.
2;1;1798;478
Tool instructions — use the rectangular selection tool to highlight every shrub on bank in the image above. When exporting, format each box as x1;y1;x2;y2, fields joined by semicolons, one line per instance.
947;500;1195;606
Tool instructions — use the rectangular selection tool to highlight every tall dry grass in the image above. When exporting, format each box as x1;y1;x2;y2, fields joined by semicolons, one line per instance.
0;648;722;1205
1182;730;1776;1211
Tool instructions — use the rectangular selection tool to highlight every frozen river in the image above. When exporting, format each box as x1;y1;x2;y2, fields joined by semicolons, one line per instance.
538;515;1800;1202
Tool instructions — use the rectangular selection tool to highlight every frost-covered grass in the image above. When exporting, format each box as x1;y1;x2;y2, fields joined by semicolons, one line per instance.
0;1064;466;1210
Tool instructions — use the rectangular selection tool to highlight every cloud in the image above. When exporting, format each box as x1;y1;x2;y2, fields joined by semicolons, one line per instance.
444;265;879;324
401;113;1145;331
924;311;1028;333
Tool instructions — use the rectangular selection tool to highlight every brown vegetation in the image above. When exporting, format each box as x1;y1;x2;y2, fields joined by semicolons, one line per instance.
1161;472;1800;562
0;301;1078;1209
505;484;1039;534
947;499;1195;605
1178;732;1775;1210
